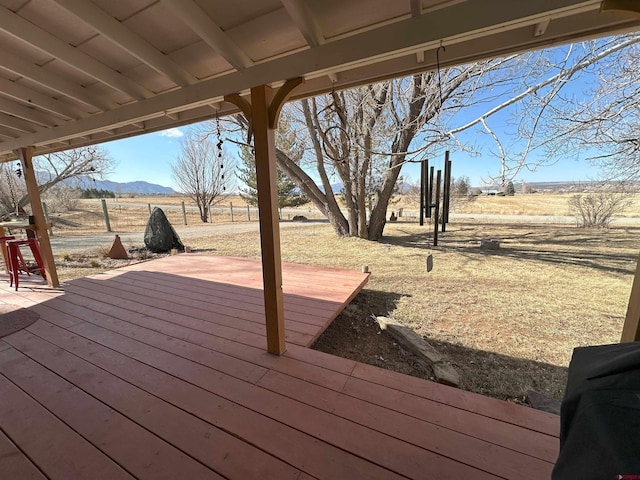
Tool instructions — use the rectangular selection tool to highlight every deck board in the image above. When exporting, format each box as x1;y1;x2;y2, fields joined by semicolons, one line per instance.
0;254;560;479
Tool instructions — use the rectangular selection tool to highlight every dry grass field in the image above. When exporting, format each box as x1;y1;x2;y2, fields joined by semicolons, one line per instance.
50;193;640;402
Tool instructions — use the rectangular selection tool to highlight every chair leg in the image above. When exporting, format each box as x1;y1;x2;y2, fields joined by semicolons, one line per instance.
28;240;45;280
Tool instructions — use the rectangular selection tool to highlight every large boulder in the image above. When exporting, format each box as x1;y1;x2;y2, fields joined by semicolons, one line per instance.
144;207;184;253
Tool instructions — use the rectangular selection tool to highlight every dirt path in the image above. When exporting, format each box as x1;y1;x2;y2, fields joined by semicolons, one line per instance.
49;220;322;255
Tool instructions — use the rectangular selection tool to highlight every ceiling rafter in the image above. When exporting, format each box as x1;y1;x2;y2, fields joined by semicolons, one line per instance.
0;124;22;139
0;5;152;100
161;0;254;70
0;77;85;119
0;97;59;127
410;0;422;17
0;112;41;133
281;0;325;47
51;0;197;87
0;51;112;111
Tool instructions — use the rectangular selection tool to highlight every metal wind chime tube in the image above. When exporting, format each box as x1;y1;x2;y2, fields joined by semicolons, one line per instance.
419;160;425;226
424;159;430;219
433;169;442;246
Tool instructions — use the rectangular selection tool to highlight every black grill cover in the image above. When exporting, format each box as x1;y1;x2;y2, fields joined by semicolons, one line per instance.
553;343;640;479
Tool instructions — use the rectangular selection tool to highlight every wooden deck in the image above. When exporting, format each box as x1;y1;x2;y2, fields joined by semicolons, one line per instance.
0;255;559;479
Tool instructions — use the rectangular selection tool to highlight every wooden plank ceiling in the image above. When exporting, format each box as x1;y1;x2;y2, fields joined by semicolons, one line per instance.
0;0;638;162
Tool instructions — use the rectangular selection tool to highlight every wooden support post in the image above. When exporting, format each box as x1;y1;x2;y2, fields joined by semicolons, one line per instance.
444;151;452;224
16;147;59;287
101;198;112;232
225;78;303;355
42;202;53;236
622;252;640;342
419;160;425;226
433;169;442;246
424;159;430;218
247;205;251;221
230;203;234;222
181;201;187;225
147;203;152;215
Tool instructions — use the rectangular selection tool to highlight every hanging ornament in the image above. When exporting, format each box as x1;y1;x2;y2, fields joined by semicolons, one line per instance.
216;111;225;191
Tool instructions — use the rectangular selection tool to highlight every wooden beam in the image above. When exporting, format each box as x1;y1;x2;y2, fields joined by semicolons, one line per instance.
52;0;197;87
268;77;304;129
162;0;253;70
281;0;325;47
0;5;151;100
0;97;59;127
225;80;303;354
622;252;640;342
15;147;59;287
0;51;112;111
0;77;84;120
253;85;285;354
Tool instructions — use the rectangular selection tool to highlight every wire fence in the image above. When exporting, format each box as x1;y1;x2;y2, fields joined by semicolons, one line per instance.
44;199;327;235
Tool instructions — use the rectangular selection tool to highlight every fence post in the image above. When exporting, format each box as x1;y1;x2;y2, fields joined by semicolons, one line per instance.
42;202;54;236
147;203;152;215
101;198;112;232
230;202;234;222
247;205;251;221
181;201;187;225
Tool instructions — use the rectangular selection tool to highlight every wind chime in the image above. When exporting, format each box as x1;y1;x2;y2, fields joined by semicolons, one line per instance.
5;162;23;217
216;111;225;191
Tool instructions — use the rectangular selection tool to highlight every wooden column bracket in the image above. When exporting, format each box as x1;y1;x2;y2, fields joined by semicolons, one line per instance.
15;146;60;287
224;78;304;355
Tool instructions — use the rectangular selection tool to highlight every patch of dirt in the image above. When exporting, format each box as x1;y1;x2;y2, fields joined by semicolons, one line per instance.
313;294;434;381
314;291;568;404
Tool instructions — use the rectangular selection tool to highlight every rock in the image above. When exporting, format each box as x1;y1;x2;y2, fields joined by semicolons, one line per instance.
526;390;561;415
144;207;184;253
432;363;460;387
107;235;129;259
480;238;500;250
292;215;308;222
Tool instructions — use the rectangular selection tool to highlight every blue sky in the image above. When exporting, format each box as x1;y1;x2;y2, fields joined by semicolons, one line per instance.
103;119;600;190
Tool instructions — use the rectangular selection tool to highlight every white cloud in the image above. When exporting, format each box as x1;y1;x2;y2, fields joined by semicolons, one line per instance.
158;127;184;138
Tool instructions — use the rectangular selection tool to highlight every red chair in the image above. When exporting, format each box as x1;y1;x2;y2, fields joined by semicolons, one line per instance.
7;238;46;290
0;235;27;281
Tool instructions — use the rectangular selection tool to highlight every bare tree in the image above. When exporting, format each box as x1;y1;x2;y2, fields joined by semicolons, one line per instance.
261;64;504;240
0;145;112;217
172;131;234;223
568;182;634;228
224;34;639;240
448;34;640;184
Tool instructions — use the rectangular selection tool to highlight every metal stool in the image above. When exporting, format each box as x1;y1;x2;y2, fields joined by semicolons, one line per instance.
0;235;27;282
7;238;46;290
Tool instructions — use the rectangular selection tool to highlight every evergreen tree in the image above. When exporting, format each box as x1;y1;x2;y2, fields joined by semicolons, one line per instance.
237;145;308;208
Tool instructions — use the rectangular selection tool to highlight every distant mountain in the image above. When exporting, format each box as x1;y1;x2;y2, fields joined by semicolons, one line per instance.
93;180;174;195
57;175;174;194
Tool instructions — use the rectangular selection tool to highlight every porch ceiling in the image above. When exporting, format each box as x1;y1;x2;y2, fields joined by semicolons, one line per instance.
0;0;638;162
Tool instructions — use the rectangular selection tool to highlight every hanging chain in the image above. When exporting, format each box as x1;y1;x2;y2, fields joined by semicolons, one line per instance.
216;111;225;191
5;163;19;215
436;44;446;109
